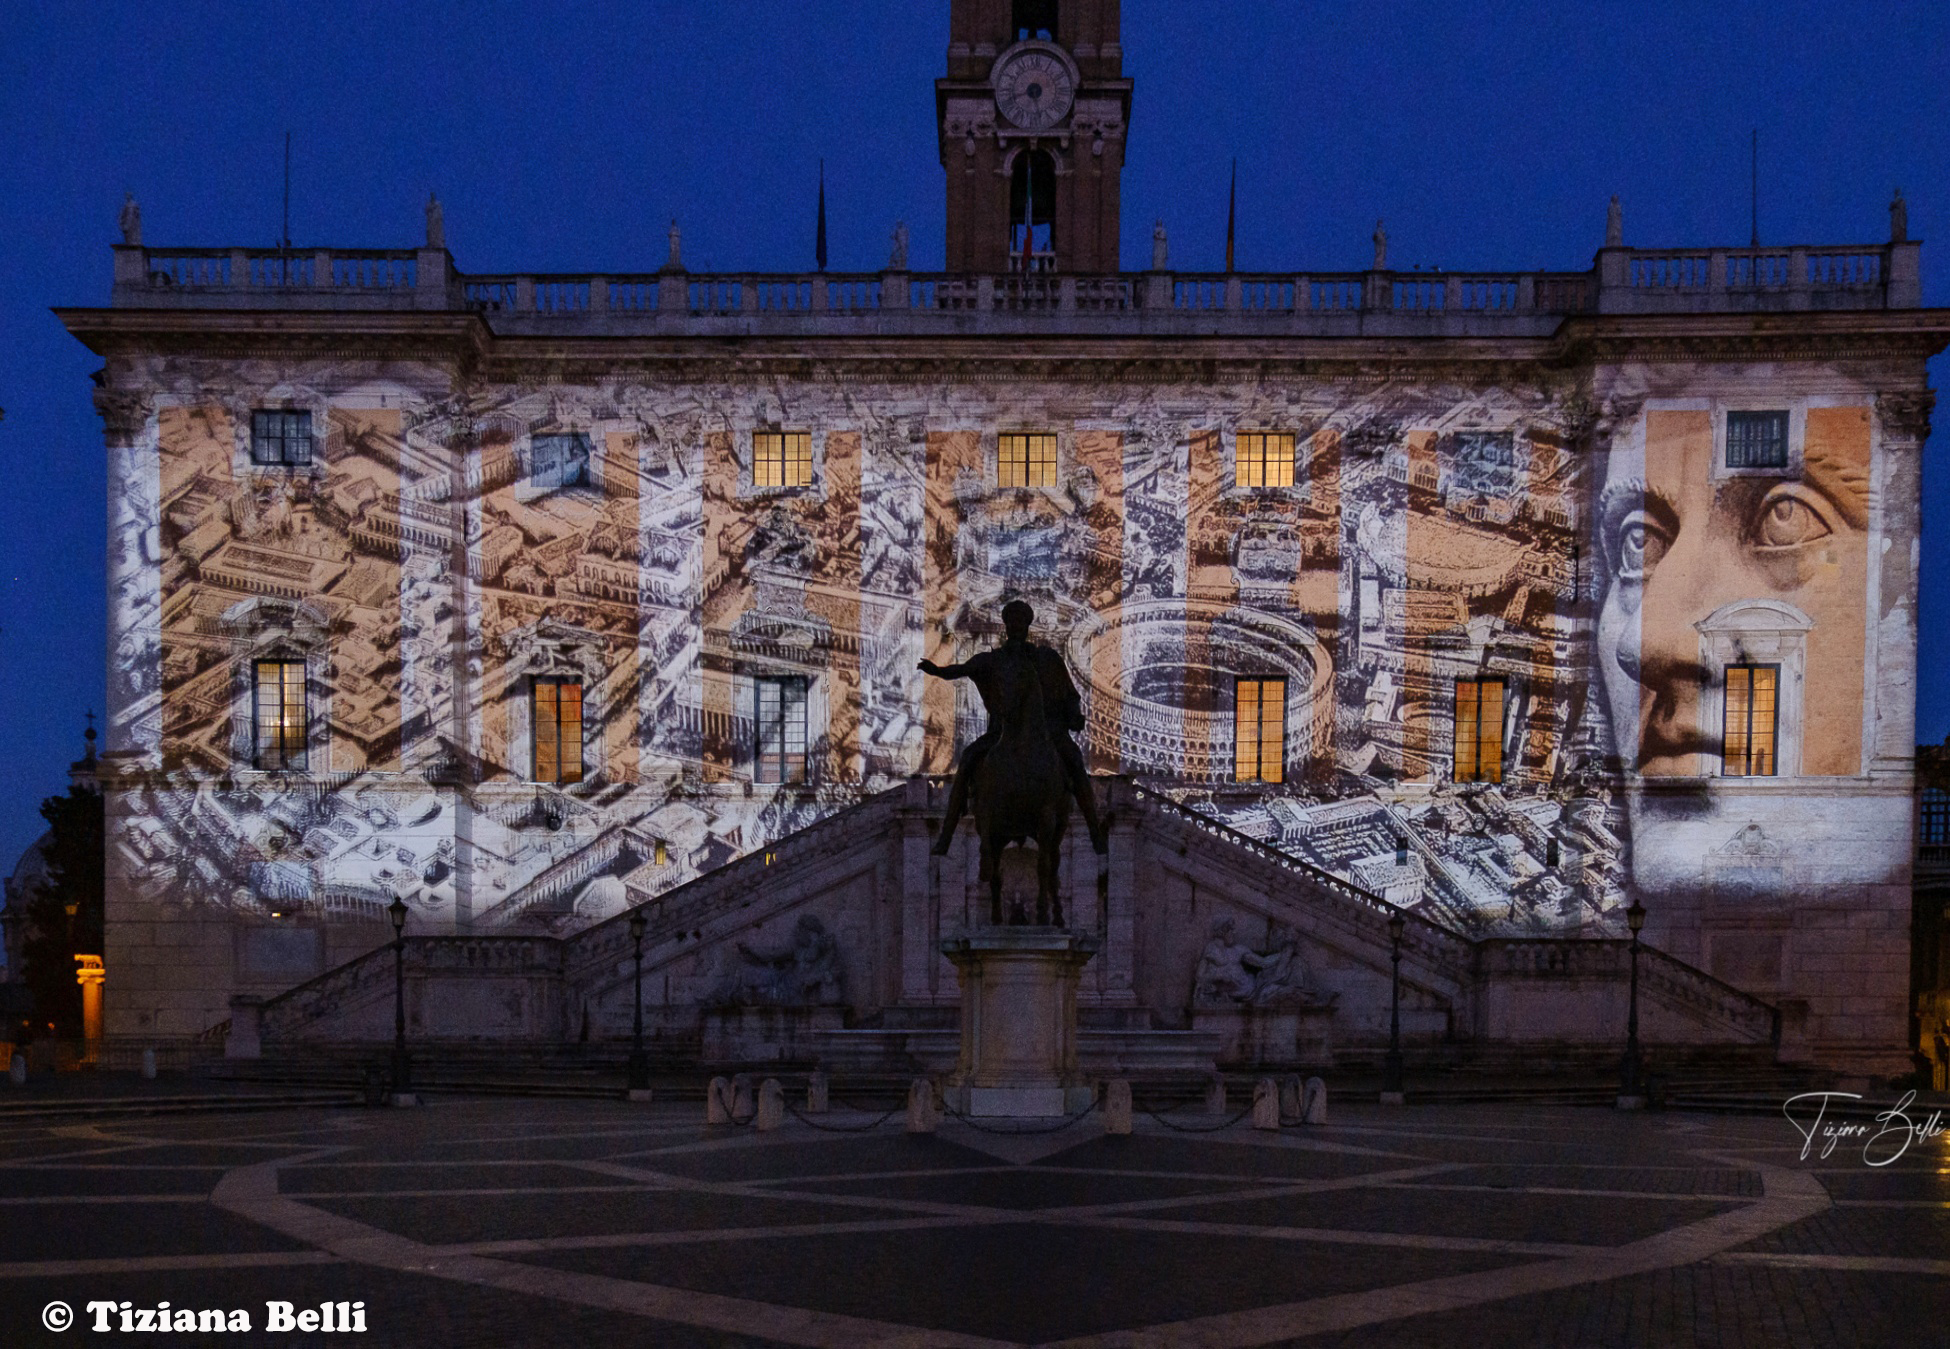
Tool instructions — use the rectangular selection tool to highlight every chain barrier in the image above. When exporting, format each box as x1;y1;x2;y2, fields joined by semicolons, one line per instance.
1138;1097;1256;1133
782;1099;905;1133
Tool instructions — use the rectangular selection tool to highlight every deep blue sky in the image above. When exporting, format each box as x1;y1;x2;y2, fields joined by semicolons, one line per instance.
1;1;1946;867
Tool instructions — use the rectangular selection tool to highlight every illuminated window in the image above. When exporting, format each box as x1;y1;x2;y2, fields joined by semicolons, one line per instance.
1726;411;1788;469
250;410;312;466
1722;665;1779;777
252;660;308;770
754;431;814;488
1234;677;1286;784
1454;678;1505;783
527;433;591;492
755;677;809;785
1235;431;1296;489
532;678;584;784
998;432;1058;488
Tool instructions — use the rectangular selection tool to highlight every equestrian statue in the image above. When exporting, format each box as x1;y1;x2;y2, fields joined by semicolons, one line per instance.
918;600;1108;926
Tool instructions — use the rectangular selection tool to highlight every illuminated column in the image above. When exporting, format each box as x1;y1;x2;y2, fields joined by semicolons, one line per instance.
75;956;105;1062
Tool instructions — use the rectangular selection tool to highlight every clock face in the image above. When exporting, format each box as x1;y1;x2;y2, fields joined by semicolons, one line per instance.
994;49;1075;131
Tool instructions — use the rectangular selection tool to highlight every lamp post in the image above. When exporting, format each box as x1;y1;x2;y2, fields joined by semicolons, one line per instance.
626;907;650;1098
388;896;411;1104
1382;909;1406;1104
1619;898;1646;1109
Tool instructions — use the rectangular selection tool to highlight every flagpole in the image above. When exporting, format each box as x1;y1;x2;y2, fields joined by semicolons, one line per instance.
816;159;828;272
1225;159;1237;274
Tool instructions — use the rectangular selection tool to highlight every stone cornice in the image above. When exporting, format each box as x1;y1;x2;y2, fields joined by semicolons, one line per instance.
53;307;490;366
1552;309;1950;364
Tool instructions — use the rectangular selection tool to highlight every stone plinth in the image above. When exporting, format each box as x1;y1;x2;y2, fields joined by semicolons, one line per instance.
941;928;1099;1117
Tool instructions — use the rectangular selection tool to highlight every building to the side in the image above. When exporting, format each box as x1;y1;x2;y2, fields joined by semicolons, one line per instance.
59;0;1946;1076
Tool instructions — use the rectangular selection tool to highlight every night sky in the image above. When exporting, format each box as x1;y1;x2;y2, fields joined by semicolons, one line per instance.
1;1;1945;870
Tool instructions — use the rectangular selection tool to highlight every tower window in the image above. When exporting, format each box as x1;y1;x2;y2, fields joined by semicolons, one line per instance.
755;677;809;785
1008;150;1057;266
754;431;814;488
1013;0;1058;40
1454;678;1505;783
1234;677;1286;784
527;433;591;492
1726;411;1789;469
253;660;308;770
998;432;1058;488
250;410;312;467
1722;664;1779;777
533;678;584;784
1236;432;1296;489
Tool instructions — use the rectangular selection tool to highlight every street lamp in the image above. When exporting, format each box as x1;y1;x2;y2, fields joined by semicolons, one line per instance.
1382;909;1407;1104
1619;898;1646;1107
627;907;650;1097
388;896;410;1102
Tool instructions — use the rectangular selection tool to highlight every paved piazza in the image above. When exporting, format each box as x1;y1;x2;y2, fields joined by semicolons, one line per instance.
0;1095;1944;1347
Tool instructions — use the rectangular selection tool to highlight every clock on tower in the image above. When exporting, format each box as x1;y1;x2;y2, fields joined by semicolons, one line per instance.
937;0;1131;273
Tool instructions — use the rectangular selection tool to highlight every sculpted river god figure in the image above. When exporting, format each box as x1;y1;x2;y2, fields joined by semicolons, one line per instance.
920;600;1108;925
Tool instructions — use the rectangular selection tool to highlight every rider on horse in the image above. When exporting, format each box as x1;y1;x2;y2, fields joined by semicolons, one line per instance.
918;599;1109;857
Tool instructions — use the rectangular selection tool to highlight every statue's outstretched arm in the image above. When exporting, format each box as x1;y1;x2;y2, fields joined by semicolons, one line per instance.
918;658;971;680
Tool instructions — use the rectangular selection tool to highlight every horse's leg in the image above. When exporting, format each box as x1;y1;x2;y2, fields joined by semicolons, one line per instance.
1039;815;1066;927
980;836;1000;926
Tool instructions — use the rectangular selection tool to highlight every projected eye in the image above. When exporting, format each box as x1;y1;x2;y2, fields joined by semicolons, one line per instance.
1613;511;1667;579
1751;487;1834;550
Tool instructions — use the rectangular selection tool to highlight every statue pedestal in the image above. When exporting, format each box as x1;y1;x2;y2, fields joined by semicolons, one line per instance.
941;928;1099;1117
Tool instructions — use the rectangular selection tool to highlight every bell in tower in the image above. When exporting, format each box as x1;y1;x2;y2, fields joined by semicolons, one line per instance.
938;0;1131;273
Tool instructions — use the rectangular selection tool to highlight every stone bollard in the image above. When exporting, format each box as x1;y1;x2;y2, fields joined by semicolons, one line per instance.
1302;1076;1328;1125
731;1074;755;1121
1103;1080;1133;1135
706;1076;734;1125
906;1078;937;1134
1279;1075;1302;1121
1252;1078;1280;1130
806;1071;830;1114
140;1048;157;1080
1204;1076;1228;1115
8;1052;24;1086
755;1079;785;1131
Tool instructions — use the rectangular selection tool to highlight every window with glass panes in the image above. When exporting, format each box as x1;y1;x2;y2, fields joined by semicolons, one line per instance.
754;431;814;488
998;432;1058;488
527;434;591;492
1235;431;1296;489
250;410;313;466
532;679;584;784
253;660;308;770
1234;677;1287;784
1726;411;1789;469
1454;678;1505;783
1722;665;1779;776
1922;788;1950;847
755;677;810;785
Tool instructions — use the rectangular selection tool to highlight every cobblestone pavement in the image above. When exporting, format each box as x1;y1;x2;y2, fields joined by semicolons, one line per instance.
0;1093;1943;1347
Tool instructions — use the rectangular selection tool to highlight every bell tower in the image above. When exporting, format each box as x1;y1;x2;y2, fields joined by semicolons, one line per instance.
938;0;1130;273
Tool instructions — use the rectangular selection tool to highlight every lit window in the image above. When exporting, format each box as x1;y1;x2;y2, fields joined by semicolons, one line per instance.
754;431;814;488
1234;677;1286;784
1726;411;1788;469
755;677;809;785
533;678;584;784
250;410;312;466
527;433;591;492
253;660;308;770
1235;432;1296;489
1722;665;1778;776
1454;678;1505;784
998;432;1058;488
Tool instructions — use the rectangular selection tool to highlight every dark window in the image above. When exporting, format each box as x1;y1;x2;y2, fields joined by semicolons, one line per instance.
252;660;308;770
533;678;584;784
1454;678;1505;783
1722;665;1779;776
1923;789;1950;847
527;433;591;492
250;410;312;466
1008;150;1057;265
754;431;813;488
755;677;809;785
1234;677;1286;784
1726;411;1789;469
1013;0;1058;40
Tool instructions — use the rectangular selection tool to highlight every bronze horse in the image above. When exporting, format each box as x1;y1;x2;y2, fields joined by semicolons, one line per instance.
966;641;1072;925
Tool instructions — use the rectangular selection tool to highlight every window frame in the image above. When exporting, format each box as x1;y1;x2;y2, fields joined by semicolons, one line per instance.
1234;431;1297;490
1233;675;1287;785
531;676;586;785
1453;677;1506;784
753;430;815;490
251;658;309;771
1724;409;1790;471
753;675;811;786
526;432;592;493
997;431;1059;489
249;409;313;467
1720;663;1781;778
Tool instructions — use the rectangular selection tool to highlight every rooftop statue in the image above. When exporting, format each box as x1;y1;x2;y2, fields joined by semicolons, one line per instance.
425;193;445;250
118;193;141;246
889;220;910;270
1372;219;1387;270
1606;195;1623;247
920;599;1106;925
